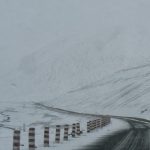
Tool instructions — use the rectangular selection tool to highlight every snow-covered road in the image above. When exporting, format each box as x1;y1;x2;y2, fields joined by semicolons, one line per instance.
79;117;150;150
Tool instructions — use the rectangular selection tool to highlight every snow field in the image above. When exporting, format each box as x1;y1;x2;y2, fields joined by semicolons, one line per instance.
0;119;129;150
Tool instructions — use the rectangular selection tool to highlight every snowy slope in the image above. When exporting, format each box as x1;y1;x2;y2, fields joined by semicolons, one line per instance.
1;1;150;149
1;0;150;122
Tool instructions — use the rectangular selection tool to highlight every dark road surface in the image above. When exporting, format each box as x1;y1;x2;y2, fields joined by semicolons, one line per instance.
79;118;150;150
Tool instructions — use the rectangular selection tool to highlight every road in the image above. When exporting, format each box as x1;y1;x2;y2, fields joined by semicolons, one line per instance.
79;117;150;150
34;103;150;149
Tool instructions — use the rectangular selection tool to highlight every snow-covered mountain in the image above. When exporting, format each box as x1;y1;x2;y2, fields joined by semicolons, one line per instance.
1;0;150;119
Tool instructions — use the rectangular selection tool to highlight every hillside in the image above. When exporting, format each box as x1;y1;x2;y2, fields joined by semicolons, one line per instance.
0;0;150;120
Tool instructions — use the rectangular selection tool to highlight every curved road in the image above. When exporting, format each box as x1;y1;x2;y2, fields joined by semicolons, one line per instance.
79;118;150;150
34;103;150;150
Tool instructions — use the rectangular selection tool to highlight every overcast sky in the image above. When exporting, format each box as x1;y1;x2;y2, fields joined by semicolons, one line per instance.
0;0;101;76
1;0;150;77
0;0;65;76
0;0;90;76
0;1;38;75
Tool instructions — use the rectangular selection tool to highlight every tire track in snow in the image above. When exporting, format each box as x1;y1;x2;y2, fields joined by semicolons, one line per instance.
78;118;150;150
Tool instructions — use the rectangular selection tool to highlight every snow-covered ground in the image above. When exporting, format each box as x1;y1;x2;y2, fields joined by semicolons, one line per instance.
0;118;129;150
0;101;129;150
0;0;150;149
1;0;150;118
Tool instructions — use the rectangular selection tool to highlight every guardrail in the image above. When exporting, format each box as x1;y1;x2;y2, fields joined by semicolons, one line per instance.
12;116;111;150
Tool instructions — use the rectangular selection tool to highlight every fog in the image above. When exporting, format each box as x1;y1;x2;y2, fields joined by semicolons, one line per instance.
0;0;70;76
1;0;150;78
